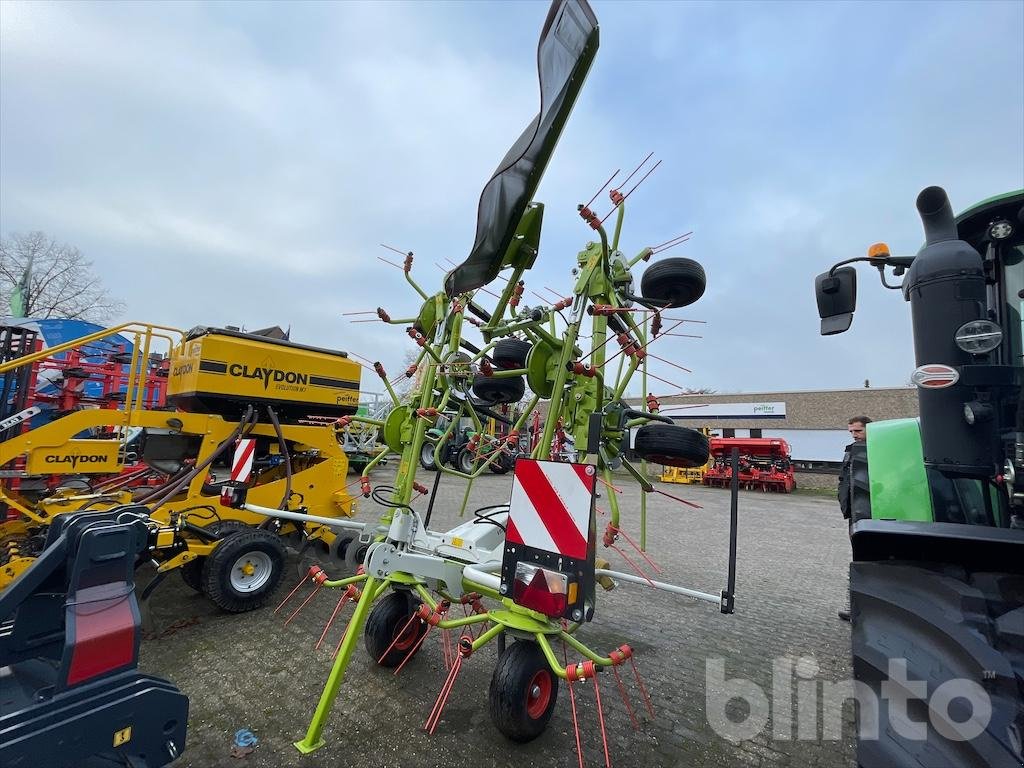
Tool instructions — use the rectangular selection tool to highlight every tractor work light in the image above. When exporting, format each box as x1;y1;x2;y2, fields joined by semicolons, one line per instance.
963;400;994;426
512;562;573;618
989;220;1013;240
954;319;1003;355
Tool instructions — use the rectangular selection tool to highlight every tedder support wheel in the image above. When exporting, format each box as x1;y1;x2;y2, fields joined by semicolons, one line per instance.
851;561;1024;768
201;528;286;613
489;640;559;742
640;257;706;308
472;374;526;406
493;338;532;369
179;519;250;593
364;591;428;668
633;423;710;468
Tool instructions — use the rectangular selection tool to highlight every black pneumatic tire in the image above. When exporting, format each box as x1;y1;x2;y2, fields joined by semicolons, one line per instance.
640;258;706;308
493;338;532;369
179;558;205;592
420;441;439;471
472;374;526;406
344;536;372;574
179;519;249;593
851;561;1024;768
490;452;513;474
633;424;709;468
489;641;559;742
364;591;428;668
201;528;286;613
456;447;480;475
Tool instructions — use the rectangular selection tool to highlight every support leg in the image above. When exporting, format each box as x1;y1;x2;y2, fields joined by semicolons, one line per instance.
295;576;381;754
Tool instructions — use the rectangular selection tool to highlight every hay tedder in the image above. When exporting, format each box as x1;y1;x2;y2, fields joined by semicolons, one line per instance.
0;323;363;611
216;1;741;761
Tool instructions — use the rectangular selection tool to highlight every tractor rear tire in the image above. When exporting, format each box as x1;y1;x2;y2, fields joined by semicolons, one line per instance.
633;424;709;468
851;561;1024;768
457;448;477;475
179;519;249;593
640;258;706;308
472;374;526;406
201;528;286;613
364;591;427;668
493;338;532;369
420;442;439;471
489;640;559;742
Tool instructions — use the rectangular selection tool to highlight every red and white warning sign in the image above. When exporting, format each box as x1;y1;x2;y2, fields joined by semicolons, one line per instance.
506;459;596;560
230;438;256;483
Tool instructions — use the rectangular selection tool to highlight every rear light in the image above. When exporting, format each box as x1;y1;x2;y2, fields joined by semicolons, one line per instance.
66;582;136;685
512;562;570;618
219;483;247;508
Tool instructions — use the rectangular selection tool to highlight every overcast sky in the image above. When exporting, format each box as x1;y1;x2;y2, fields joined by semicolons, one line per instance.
2;0;1022;398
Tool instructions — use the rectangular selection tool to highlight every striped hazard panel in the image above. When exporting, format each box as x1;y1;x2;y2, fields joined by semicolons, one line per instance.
231;438;256;483
506;459;596;560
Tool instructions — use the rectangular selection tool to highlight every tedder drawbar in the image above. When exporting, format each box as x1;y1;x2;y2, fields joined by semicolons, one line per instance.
225;1;741;763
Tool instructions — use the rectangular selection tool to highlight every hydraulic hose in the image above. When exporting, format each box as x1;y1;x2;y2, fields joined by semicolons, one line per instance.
266;405;293;510
140;405;257;511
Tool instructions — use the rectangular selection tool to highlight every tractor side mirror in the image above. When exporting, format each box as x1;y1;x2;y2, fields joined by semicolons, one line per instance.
815;267;857;335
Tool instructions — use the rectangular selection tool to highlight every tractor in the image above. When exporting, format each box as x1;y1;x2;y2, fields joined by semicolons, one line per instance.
816;186;1024;767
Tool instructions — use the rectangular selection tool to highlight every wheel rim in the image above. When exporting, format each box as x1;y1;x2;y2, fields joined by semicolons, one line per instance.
421;443;435;467
392;617;419;651
525;670;552;719
229;550;273;592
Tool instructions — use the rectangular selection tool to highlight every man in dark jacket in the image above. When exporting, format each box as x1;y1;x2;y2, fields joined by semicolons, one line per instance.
838;416;870;621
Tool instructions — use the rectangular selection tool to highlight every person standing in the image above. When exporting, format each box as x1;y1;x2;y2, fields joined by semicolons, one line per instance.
838;416;871;621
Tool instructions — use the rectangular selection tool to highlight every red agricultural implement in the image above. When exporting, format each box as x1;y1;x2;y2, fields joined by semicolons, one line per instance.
1;324;170;505
703;437;795;493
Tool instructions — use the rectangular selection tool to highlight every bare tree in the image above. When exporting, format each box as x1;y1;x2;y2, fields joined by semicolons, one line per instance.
0;231;125;322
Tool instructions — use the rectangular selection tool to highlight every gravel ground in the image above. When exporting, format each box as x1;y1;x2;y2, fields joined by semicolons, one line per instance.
139;467;856;768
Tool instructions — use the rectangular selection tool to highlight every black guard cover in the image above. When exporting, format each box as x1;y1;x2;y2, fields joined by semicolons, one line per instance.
446;0;599;297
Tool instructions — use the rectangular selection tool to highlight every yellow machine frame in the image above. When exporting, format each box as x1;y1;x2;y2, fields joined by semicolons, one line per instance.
0;322;358;591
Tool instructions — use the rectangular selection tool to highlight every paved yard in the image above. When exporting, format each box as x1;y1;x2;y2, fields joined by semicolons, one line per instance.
141;469;856;768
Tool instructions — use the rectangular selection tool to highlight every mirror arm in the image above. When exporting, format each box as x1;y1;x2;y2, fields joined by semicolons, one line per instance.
828;256;872;275
877;266;904;290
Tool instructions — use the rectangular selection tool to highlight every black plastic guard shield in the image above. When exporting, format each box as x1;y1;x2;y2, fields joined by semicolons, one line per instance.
446;0;599;297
